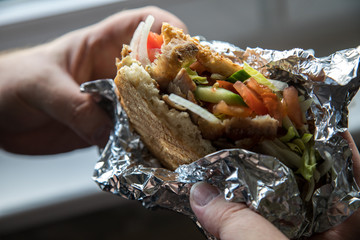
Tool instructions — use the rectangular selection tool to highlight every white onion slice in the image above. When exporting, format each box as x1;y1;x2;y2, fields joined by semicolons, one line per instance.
168;94;221;124
267;79;288;91
138;15;154;66
130;21;144;60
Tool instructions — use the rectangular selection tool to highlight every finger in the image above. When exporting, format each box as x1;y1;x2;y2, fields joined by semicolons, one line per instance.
341;131;360;185
190;182;288;240
100;6;187;35
22;69;113;148
75;6;188;80
138;6;188;33
1;122;90;154
88;5;188;54
47;83;112;148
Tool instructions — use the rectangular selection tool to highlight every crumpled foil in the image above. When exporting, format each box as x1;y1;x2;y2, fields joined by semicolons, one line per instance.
82;42;360;239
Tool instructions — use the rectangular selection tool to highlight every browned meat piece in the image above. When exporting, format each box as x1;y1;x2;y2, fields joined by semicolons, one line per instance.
149;39;198;91
196;44;243;77
149;23;243;90
224;115;278;141
167;68;196;98
197;117;226;140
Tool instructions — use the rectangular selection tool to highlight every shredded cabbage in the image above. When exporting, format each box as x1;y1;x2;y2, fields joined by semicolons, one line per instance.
183;61;208;84
279;126;296;142
296;148;317;182
243;62;278;91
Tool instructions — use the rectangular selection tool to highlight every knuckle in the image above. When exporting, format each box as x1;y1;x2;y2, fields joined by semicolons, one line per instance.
218;204;244;226
143;5;161;13
214;202;248;237
71;97;94;123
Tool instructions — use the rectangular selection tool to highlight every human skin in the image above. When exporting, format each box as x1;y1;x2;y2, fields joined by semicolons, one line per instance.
190;131;360;240
0;6;187;155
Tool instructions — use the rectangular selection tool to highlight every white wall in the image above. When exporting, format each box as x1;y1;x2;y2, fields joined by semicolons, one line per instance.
1;0;360;56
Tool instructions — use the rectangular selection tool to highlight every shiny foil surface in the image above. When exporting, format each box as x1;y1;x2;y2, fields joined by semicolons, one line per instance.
83;43;360;239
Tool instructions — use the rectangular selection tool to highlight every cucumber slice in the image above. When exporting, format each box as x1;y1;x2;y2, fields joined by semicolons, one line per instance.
195;86;246;106
226;69;251;83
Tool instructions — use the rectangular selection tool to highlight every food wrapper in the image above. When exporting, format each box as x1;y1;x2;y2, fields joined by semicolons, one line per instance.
82;42;360;239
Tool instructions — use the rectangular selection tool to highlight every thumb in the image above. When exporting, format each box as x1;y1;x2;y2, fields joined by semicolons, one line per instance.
48;83;113;147
190;182;288;240
26;70;113;147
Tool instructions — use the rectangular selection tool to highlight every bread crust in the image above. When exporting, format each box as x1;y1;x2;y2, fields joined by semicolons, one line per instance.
115;57;215;170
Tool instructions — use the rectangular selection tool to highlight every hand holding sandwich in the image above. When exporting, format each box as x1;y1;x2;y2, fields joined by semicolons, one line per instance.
190;131;360;240
0;6;186;154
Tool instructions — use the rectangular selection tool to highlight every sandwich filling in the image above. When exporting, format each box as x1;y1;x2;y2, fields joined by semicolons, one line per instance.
117;16;325;201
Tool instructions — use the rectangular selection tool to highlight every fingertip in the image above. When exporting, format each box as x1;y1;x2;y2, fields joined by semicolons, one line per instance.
190;182;221;207
341;131;360;185
189;182;288;240
60;93;113;147
190;182;246;239
190;182;222;238
139;5;188;33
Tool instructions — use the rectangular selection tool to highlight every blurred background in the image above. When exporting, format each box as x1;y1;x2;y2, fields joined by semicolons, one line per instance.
0;0;359;239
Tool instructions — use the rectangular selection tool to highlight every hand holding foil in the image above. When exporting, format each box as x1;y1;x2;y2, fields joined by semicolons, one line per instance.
190;182;289;240
190;131;360;240
0;6;186;155
87;43;360;239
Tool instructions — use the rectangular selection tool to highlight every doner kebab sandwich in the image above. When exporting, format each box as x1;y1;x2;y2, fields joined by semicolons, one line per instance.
115;16;323;201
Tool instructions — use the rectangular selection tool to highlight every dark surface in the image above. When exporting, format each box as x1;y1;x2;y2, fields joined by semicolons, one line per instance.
1;200;206;240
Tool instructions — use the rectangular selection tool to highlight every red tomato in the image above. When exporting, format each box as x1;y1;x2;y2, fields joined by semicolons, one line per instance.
147;48;161;62
216;80;237;93
246;78;283;123
190;61;207;75
261;93;283;125
147;31;163;49
213;100;253;118
246;78;271;96
283;86;304;128
147;32;163;62
234;81;268;115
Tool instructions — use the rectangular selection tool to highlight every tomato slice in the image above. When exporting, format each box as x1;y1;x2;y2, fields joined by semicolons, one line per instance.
216;80;237;93
147;32;163;62
283;86;304;128
246;78;272;96
246;78;283;123
213;100;253;118
261;93;283;125
190;61;207;75
233;81;268;115
147;31;163;49
147;48;161;62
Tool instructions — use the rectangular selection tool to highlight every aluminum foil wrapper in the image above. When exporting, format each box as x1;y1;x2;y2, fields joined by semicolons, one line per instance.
83;43;360;239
